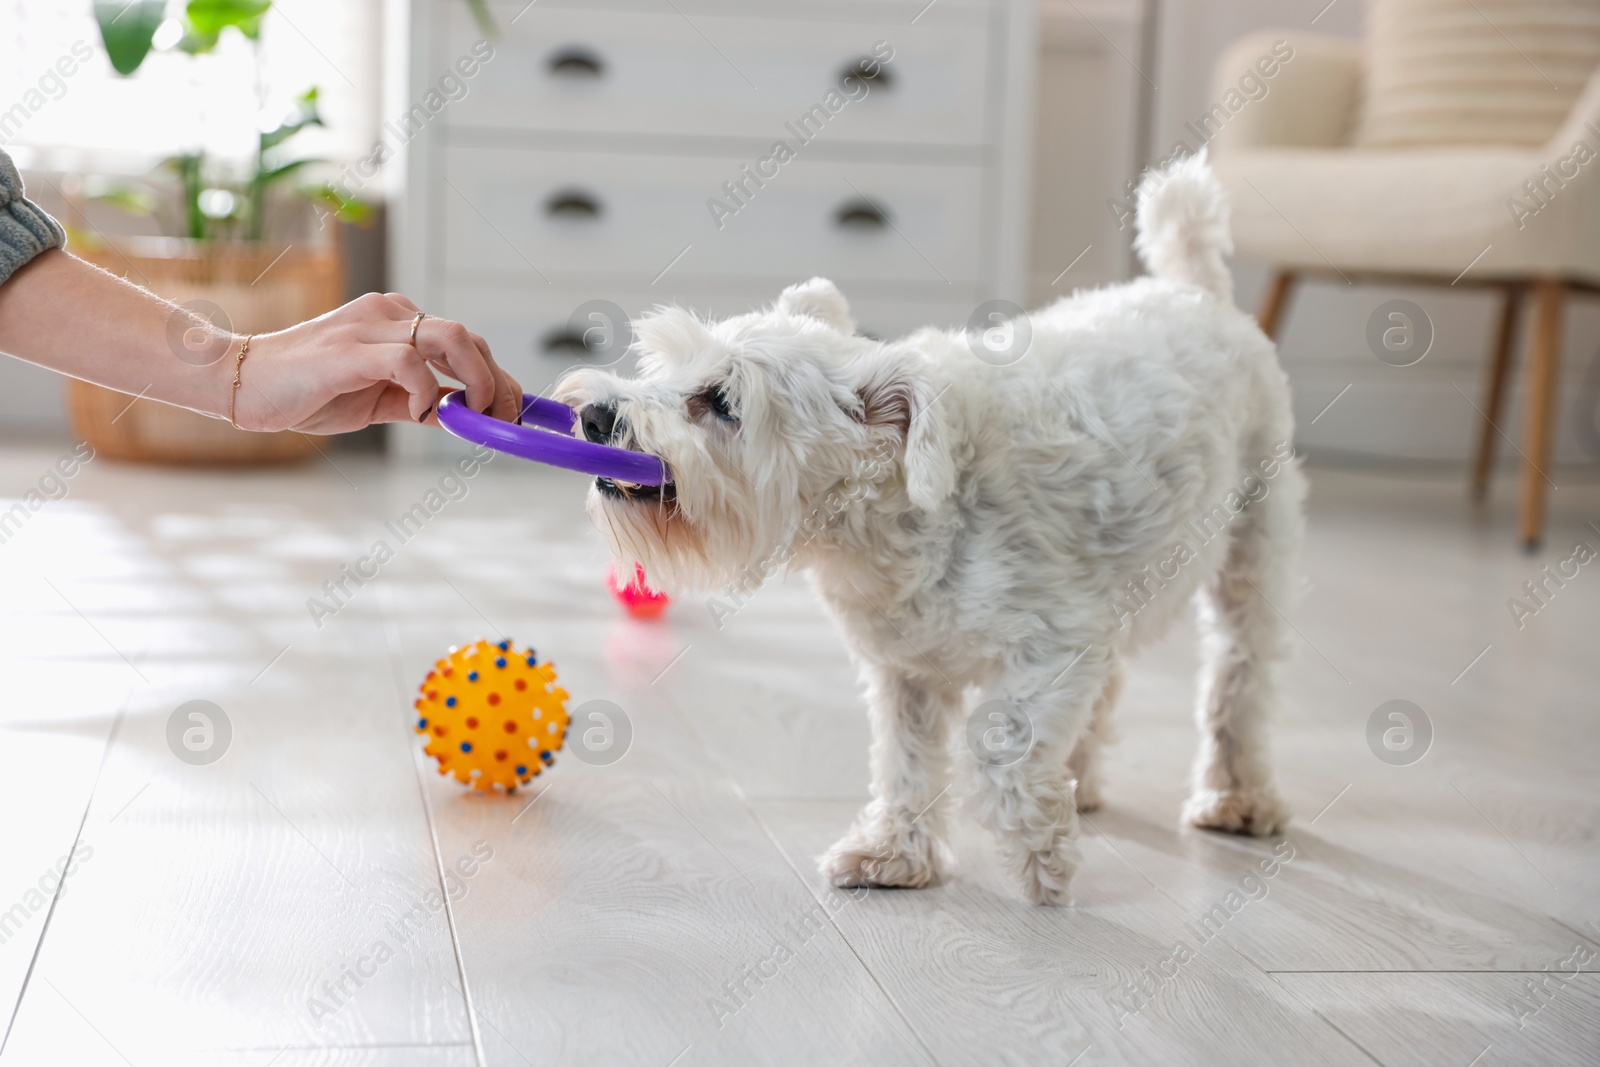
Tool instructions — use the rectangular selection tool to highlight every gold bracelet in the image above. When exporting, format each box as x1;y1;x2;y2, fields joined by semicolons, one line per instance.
228;334;253;429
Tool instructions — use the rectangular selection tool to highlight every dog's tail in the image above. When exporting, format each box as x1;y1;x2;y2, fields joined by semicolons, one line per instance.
1133;151;1234;305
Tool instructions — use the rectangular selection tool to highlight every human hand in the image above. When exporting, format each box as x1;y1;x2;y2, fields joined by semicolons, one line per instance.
230;292;522;434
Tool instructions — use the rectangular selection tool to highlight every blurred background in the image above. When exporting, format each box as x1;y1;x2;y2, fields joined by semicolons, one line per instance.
2;0;1597;489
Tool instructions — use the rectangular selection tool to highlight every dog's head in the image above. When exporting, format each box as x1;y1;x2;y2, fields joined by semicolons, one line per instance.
552;278;955;593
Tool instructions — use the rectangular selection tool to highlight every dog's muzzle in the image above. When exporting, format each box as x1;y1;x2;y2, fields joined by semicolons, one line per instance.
580;401;674;502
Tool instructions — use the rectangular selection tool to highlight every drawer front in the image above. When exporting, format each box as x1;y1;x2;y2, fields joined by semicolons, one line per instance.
440;146;987;286
439;284;978;397
438;2;992;146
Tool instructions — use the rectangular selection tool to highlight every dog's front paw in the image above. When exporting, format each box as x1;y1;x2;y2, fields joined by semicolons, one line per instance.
819;821;945;890
1009;838;1081;906
1183;788;1287;837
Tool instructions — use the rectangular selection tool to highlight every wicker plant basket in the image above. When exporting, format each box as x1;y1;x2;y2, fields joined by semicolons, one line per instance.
68;239;343;465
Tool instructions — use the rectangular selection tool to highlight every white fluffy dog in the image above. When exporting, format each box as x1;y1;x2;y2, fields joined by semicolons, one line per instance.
554;156;1304;905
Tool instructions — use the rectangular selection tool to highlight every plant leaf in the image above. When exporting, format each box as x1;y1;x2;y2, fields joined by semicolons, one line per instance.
259;87;324;152
260;158;317;185
87;185;161;217
162;153;209;241
312;185;376;227
463;0;497;37
176;27;222;54
185;0;273;37
93;0;168;76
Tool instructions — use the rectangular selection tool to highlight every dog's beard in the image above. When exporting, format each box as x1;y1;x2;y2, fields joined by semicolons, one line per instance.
587;485;715;592
586;441;820;596
588;476;810;595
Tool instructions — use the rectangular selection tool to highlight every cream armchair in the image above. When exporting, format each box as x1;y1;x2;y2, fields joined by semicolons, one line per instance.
1210;27;1600;549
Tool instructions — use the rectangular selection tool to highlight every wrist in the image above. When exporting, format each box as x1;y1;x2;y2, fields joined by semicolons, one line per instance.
224;334;276;435
170;321;247;424
225;333;253;429
197;334;240;425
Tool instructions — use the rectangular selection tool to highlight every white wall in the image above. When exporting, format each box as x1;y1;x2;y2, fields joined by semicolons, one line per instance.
1028;0;1146;300
0;357;70;439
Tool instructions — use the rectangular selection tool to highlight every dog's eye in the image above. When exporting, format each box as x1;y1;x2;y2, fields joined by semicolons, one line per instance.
692;385;738;423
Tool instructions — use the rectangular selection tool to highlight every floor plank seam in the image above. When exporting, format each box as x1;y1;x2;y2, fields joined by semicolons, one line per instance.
217;1042;479;1051
662;689;947;1067
1262;972;1390;1067
1078;817;1383;1067
0;617;149;1059
1266;970;1600;975
381;593;489;1067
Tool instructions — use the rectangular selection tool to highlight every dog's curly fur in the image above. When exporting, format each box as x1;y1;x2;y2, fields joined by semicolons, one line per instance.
555;155;1304;905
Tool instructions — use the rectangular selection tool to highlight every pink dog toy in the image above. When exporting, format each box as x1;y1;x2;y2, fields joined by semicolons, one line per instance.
606;562;670;620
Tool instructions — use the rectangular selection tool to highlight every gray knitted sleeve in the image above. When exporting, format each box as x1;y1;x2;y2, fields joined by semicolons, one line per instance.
0;148;66;286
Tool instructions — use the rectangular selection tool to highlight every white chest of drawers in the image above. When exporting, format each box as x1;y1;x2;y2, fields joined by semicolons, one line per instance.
392;0;1035;453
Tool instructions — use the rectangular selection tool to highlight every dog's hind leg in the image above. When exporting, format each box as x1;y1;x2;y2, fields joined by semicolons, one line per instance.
820;666;958;890
1066;661;1121;813
1182;464;1304;837
965;649;1115;905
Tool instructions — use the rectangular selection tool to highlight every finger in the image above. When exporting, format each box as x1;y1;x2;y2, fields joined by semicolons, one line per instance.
415;317;498;414
371;344;442;422
384;292;421;315
496;364;525;423
409;335;519;423
368;382;452;426
473;333;524;423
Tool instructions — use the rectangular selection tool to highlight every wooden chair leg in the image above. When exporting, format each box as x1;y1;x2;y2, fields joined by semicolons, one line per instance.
1518;279;1566;550
1257;269;1297;341
1471;285;1522;501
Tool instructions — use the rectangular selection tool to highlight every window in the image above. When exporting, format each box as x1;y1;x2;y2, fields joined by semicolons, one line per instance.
0;0;384;176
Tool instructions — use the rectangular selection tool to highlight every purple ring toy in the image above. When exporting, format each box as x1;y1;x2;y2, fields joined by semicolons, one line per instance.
436;391;671;487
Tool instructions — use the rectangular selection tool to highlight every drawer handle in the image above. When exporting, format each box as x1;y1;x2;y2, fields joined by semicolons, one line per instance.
548;47;604;78
541;328;594;357
840;57;893;91
545;189;603;220
834;199;890;231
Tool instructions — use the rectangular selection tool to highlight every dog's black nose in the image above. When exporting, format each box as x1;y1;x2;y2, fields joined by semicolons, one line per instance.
580;401;618;443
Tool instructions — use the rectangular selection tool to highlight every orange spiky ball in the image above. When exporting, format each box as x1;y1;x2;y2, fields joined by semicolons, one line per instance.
414;638;570;793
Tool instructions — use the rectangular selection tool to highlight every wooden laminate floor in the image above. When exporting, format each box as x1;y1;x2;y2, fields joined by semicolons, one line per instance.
0;447;1595;1067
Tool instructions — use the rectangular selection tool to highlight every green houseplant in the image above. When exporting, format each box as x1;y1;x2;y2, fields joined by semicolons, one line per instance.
91;0;370;242
71;0;365;463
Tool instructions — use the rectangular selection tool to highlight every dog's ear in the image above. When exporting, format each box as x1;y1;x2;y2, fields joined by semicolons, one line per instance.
777;278;855;334
633;305;715;359
856;358;956;511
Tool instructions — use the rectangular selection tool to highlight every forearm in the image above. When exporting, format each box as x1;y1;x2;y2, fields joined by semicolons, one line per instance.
0;245;524;435
0;249;234;419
